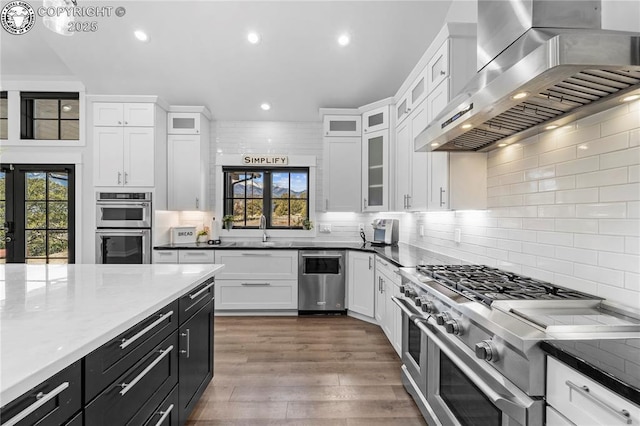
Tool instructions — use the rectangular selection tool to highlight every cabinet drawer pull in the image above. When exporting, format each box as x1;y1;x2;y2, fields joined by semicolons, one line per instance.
3;382;70;426
119;345;173;396
565;380;632;424
185;252;208;256
188;282;214;300
158;252;174;256
117;172;122;185
368;256;373;270
119;310;173;349
241;282;271;286
124;172;129;184
154;404;174;426
241;252;272;256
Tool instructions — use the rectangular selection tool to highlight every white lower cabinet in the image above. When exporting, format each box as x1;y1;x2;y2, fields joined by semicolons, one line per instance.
546;406;575;426
376;256;401;357
214;250;298;311
546;356;640;425
153;249;214;264
347;251;375;318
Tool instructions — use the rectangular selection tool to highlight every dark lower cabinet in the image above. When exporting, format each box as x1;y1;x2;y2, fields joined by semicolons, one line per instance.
0;361;81;426
142;385;179;426
84;332;179;426
64;412;82;426
178;299;214;424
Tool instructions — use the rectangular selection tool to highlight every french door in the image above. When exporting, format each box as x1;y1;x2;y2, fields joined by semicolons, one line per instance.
1;164;75;264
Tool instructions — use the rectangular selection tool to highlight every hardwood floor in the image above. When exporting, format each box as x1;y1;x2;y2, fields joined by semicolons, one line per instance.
186;315;427;426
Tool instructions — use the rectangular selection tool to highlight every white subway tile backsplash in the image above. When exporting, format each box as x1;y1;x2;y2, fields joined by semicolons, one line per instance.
539;146;576;166
553;273;599;294
625;272;640;292
599;219;640;236
522;218;555;231
574;265;625;288
538;204;576;218
597;284;640;307
601;109;640;137
508;229;537;242
536;257;573;275
600;183;640;202
599;146;640;170
556;157;599;176
599;252;640;273
555;188;599;204
555;246;598;265
537;231;574;247
577;132;629;158
497;239;522;252
524;166;556;181
524;192;556;205
630;165;639;183
538;176;575;192
626;237;640;255
627;201;640;218
509;181;538;195
508;252;537;267
555;218;599;234
576;168;628;188
499;171;525;186
575;203;627;219
523;134;557;157
574;234;625;253
522;242;555;257
577;102;627;127
556;123;601;148
630;129;639;147
520;266;555;282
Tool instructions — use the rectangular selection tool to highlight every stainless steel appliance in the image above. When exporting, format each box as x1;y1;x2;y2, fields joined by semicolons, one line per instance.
95;192;152;264
298;251;346;313
415;0;640;152
394;264;640;426
371;218;399;246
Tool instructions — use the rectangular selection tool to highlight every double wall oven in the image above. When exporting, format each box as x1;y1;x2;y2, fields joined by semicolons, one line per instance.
95;192;152;264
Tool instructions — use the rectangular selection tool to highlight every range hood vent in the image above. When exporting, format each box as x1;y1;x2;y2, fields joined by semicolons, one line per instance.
415;0;640;152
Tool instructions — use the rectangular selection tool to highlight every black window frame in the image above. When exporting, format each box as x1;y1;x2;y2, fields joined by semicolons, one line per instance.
20;91;80;140
0;91;7;140
223;167;310;230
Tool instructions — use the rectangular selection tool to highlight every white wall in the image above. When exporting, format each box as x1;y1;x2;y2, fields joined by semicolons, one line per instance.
403;101;640;308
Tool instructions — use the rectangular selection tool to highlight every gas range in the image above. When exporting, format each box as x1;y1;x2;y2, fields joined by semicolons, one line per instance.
398;264;640;398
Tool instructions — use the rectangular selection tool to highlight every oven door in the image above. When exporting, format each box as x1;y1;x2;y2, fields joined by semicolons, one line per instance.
96;229;151;264
96;201;152;228
417;320;543;426
392;297;427;393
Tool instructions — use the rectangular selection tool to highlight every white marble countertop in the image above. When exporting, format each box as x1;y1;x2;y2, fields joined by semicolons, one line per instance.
0;264;224;405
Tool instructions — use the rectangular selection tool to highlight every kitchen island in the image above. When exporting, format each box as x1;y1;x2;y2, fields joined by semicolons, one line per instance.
0;263;223;425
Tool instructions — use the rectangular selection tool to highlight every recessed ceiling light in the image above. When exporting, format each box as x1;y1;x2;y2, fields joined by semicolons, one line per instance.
61;104;72;112
431;142;439;147
247;32;261;44
338;33;350;46
622;94;640;102
545;125;558;130
461;123;472;129
134;30;149;42
511;92;529;100
260;103;271;111
497;143;507;147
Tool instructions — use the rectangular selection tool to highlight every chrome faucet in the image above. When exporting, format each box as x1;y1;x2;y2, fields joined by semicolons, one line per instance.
259;214;268;242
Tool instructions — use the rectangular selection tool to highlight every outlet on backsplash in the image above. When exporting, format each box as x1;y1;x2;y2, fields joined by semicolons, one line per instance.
319;223;332;233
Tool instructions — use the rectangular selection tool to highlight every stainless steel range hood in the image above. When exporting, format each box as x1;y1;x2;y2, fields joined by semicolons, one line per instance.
415;0;640;152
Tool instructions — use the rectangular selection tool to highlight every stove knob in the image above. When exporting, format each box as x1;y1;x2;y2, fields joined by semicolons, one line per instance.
421;300;435;313
445;319;462;335
435;313;451;325
399;285;406;294
405;289;416;298
475;340;498;362
414;296;423;307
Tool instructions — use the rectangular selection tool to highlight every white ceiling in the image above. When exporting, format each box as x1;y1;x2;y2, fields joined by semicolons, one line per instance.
1;1;466;121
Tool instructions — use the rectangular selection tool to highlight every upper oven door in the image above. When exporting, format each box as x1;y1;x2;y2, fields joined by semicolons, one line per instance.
96;201;151;228
417;320;543;426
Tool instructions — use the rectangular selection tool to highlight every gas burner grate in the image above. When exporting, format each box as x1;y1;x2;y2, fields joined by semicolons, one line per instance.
416;264;597;305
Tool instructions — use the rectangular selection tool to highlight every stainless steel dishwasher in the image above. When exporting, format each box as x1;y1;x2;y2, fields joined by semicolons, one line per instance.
298;250;346;313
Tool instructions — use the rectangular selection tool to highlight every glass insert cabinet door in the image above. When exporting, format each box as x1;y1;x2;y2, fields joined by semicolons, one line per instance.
362;130;388;212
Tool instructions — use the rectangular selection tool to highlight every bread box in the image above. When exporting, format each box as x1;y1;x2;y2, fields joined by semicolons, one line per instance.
171;226;196;244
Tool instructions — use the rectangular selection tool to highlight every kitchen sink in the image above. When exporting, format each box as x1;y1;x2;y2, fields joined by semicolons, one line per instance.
231;241;292;248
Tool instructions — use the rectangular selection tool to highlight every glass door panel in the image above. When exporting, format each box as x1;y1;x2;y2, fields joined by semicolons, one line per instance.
367;135;384;207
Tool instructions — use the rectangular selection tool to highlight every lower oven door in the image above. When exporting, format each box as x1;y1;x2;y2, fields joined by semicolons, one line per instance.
96;229;151;264
416;320;544;426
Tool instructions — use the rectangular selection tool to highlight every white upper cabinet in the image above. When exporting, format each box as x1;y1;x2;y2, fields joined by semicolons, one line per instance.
94;127;155;187
323;137;362;212
167;109;210;211
93;103;155;127
362;105;389;134
427;40;450;92
323;115;361;137
428;78;450;123
168;112;201;135
362;129;389;212
395;99;428;212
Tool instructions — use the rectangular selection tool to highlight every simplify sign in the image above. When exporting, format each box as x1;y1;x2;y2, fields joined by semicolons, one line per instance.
242;155;289;165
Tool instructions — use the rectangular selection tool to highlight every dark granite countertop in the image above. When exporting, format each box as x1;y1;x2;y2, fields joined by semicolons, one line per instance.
154;241;459;268
541;339;640;405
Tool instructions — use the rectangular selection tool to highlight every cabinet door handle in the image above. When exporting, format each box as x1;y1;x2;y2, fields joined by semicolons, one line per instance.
119;345;173;396
196;197;199;209
565;380;632;424
117;172;122;184
407;195;412;209
440;70;446;75
180;329;190;358
188;282;214;300
364;128;368;133
368;256;373;270
241;282;271;286
124;172;128;184
325;199;329;211
118;121;122;125
154;404;174;426
363;198;367;210
124;121;128;125
120;310;174;349
440;187;446;207
381;278;385;293
3;382;70;426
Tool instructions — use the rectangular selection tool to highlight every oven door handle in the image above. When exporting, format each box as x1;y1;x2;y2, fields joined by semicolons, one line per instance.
98;202;150;209
415;319;529;425
391;297;422;322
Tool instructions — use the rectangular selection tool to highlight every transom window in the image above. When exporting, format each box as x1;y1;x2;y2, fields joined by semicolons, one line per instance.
21;92;79;140
223;168;309;229
0;92;7;140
